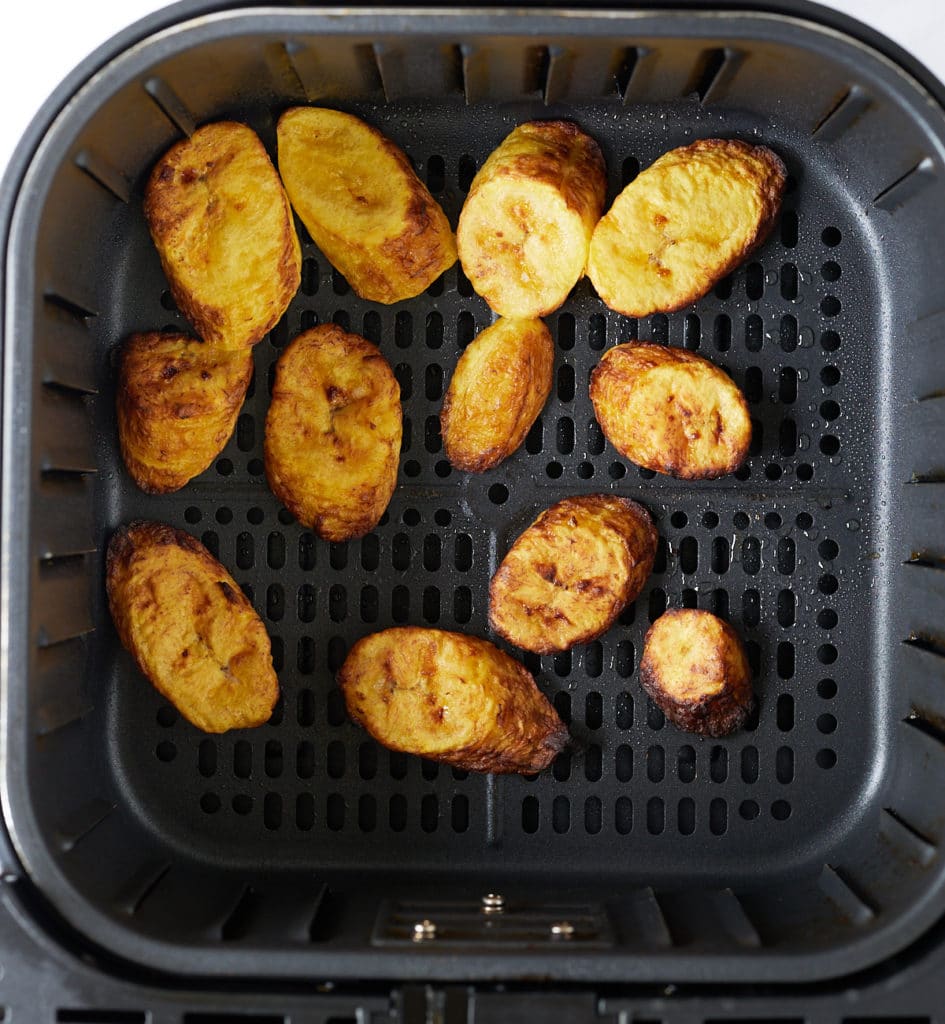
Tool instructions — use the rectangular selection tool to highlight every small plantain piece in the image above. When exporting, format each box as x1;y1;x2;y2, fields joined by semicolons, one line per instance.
277;107;456;303
116;331;253;494
590;342;751;479
640;608;754;737
264;324;402;542
441;317;554;473
587;138;786;317
490;494;657;654
339;627;569;774
457;121;607;318
145;121;301;349
107;522;279;733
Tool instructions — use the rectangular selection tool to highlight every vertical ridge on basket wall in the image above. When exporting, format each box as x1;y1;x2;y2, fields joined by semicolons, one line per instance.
873;157;937;211
35;469;95;560
74;148;132;204
40;322;98;398
812;84;873;142
261;41;309;104
282;39;384;101
144;77;196;137
34;639;94;737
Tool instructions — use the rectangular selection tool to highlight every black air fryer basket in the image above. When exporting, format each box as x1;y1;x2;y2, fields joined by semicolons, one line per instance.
4;1;945;1019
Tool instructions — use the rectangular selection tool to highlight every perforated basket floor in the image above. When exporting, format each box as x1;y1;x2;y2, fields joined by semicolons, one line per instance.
111;99;866;882
5;5;945;986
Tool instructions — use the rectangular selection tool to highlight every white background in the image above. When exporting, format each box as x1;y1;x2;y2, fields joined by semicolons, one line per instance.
0;1;942;180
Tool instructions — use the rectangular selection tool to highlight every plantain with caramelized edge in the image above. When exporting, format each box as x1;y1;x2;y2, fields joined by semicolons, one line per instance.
277;107;456;303
590;342;751;479
441;317;554;473
339;627;568;774
106;522;279;733
490;494;657;654
264;325;401;542
640;608;754;737
116;332;253;494
587;139;786;317
145;121;300;349
457;121;606;318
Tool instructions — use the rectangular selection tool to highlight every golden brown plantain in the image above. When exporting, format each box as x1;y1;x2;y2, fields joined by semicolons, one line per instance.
457;121;606;318
116;332;252;494
441;318;553;473
106;521;279;733
590;342;751;479
264;325;402;542
277;107;456;303
339;627;568;773
640;608;754;737
587;139;786;316
489;494;657;654
145;121;301;349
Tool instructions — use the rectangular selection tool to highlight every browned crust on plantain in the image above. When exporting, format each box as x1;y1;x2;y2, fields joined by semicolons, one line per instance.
376;149;456;295
492;120;607;219
640;673;755;737
642;140;784;314
106;520;207;588
587;138;786;317
489;494;658;654
116;332;253;494
457;120;607;318
338;626;569;774
106;521;279;733
589;342;751;480
440;318;554;473
277;108;455;304
639;609;754;737
263;324;402;541
145;121;301;349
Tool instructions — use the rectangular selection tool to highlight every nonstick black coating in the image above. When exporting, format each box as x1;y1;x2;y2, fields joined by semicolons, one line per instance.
4;5;945;985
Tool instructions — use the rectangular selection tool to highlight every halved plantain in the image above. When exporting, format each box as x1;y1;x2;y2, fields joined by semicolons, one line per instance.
264;325;402;542
145;121;301;349
587;139;786;317
590;342;751;479
339;627;569;774
277;107;456;303
490;494;658;654
457;121;606;318
106;522;279;733
116;332;253;494
441;318;554;473
640;608;754;737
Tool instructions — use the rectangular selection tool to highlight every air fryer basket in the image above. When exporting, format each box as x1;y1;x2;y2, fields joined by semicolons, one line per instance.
3;3;945;987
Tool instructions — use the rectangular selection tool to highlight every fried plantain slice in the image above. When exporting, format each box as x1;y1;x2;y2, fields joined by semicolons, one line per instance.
640;608;754;737
264;325;402;542
116;332;252;494
277;107;456;303
587;139;786;316
441;317;554;473
339;626;568;774
489;494;657;654
145;121;300;349
106;521;279;733
590;342;751;479
457;121;606;318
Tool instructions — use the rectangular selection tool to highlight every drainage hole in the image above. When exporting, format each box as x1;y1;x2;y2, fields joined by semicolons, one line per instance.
816;748;837;769
200;793;220;814
771;800;792;820
739;800;760;821
488;483;509;505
